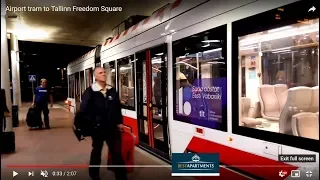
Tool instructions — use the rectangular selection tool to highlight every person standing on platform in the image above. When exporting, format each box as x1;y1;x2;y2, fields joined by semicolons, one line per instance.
79;67;127;180
32;79;53;129
1;89;10;132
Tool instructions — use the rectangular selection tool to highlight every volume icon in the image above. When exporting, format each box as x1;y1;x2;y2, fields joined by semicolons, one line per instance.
28;171;34;176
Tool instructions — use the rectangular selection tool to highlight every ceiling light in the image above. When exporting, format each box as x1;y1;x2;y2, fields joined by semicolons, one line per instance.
202;44;210;47
203;48;222;54
176;61;198;70
268;26;292;33
240;45;258;50
156;53;164;56
272;49;291;53
202;40;220;43
207;62;225;64
120;67;132;71
11;25;50;40
240;23;319;46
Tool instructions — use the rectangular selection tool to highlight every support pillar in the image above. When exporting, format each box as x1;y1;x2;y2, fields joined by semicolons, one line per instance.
1;0;15;153
10;33;20;128
10;34;20;106
16;52;22;107
1;0;12;132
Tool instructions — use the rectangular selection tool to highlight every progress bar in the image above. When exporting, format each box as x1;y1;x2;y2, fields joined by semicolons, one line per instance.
90;165;171;168
7;164;171;168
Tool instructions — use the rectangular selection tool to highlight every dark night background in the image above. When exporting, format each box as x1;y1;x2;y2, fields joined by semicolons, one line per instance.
7;40;93;102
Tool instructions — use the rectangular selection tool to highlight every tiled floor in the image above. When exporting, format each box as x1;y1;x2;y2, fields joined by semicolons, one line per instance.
1;103;193;180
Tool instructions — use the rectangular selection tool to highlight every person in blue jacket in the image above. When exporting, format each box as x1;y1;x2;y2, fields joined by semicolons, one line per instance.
32;79;53;129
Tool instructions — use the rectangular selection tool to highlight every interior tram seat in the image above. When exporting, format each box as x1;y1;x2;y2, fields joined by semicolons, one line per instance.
291;112;319;140
279;86;319;138
257;84;288;121
240;97;262;127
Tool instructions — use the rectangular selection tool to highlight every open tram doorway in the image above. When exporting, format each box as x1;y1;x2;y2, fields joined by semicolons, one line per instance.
135;44;170;161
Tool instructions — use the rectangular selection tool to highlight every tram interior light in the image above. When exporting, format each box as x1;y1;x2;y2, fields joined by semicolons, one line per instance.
239;22;319;46
201;40;220;43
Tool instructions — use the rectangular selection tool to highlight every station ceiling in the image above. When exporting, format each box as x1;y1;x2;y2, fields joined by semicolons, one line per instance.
5;0;171;47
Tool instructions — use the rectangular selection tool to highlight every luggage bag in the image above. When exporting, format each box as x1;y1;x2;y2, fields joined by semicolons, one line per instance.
107;131;136;173
26;107;42;128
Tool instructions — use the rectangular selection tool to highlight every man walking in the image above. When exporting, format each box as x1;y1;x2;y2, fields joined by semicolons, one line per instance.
79;67;127;180
32;79;53;129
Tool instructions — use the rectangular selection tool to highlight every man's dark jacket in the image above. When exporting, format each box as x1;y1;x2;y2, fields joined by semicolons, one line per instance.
75;84;123;136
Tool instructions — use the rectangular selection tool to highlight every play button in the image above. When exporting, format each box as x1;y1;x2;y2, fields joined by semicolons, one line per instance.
13;171;18;177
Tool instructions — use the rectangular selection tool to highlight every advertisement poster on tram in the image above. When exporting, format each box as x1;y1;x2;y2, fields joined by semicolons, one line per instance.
175;77;227;130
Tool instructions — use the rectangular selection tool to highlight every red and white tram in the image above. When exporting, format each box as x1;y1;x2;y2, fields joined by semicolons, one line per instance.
67;0;319;179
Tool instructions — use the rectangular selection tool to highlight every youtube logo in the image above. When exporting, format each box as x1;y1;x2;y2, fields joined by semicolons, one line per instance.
28;171;34;176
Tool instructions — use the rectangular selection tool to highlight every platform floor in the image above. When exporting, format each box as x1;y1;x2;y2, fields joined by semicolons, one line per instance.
1;103;193;180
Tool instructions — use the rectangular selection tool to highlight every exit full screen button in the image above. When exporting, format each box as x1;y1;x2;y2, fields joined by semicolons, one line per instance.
278;154;316;163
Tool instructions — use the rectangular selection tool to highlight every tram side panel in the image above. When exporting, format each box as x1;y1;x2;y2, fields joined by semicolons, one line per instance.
168;0;318;179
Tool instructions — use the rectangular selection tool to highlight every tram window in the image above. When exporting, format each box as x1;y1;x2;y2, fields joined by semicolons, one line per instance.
80;71;85;94
117;55;135;110
103;61;116;88
69;74;75;98
233;0;319;151
74;72;80;101
85;68;93;87
238;19;319;140
172;24;227;132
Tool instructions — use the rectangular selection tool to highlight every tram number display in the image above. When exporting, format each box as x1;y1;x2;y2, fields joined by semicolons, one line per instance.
175;78;227;130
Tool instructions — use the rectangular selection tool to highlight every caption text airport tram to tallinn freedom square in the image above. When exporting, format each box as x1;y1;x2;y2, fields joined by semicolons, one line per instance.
5;5;123;13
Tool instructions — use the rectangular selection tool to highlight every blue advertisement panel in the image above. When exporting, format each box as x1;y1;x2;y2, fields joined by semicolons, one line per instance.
175;77;227;130
172;153;220;176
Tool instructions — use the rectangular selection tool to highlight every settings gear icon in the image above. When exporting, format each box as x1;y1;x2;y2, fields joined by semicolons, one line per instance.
279;170;287;177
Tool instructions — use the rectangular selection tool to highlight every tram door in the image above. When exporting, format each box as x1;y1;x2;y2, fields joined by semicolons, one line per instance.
136;44;170;160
